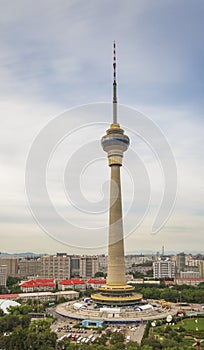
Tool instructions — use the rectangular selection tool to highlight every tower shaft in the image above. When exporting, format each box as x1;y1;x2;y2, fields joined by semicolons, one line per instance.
107;164;126;286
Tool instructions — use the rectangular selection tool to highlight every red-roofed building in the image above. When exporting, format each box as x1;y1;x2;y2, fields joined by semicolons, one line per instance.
58;279;86;291
20;278;56;292
164;280;175;286
176;277;204;286
0;291;79;302
0;294;19;299
87;279;106;290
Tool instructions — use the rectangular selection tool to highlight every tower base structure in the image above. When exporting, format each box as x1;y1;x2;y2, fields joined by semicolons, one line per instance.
91;285;142;306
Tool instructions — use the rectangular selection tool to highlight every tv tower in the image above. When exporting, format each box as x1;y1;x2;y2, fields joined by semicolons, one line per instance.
92;43;142;305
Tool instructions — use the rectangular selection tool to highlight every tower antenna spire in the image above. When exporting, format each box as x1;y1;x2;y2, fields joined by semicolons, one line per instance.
113;41;117;124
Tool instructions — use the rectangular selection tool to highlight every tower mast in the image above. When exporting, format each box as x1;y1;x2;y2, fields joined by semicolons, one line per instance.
113;41;117;124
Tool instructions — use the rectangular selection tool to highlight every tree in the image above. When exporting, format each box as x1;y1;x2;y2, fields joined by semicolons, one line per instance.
126;340;140;349
7;276;21;288
94;271;106;278
10;284;21;293
57;296;66;304
162;337;182;348
0;285;8;294
105;328;112;337
0;309;4;317
142;338;162;349
93;334;107;345
133;271;144;278
57;337;70;349
110;331;124;345
110;342;125;350
9;303;33;315
21;314;31;328
146;269;153;277
84;288;94;297
5;327;27;350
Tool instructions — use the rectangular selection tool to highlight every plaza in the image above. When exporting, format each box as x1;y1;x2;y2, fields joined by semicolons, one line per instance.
55;299;178;324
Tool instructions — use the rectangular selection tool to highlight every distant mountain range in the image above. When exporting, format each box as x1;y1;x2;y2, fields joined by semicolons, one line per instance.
0;252;47;257
127;250;204;255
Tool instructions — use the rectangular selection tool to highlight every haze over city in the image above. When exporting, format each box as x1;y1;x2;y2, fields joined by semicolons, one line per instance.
0;0;204;254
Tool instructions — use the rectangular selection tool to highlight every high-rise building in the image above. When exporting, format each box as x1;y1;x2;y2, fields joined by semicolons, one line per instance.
18;258;41;278
70;256;80;277
199;260;204;278
79;256;99;278
92;43;142;306
153;260;175;279
0;257;18;277
98;254;108;272
17;254;100;280
176;252;186;276
0;265;7;287
39;253;70;281
185;255;200;267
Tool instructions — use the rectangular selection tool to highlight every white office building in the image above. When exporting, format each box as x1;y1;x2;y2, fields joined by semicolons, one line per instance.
153;260;175;279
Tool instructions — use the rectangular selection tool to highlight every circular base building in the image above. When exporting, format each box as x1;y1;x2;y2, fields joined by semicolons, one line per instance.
91;285;142;306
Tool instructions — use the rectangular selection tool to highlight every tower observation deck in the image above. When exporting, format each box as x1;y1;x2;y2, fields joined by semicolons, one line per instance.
91;43;142;306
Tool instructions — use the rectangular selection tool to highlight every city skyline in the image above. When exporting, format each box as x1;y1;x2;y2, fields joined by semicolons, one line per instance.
0;1;204;254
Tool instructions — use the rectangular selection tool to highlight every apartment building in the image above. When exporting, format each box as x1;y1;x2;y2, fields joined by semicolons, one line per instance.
0;257;18;277
153;259;175;279
0;265;7;287
39;253;71;281
18;258;41;278
79;255;99;278
176;252;186;276
98;255;108;272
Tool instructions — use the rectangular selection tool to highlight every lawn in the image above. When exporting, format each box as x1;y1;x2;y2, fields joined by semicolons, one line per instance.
151;318;204;348
182;318;204;331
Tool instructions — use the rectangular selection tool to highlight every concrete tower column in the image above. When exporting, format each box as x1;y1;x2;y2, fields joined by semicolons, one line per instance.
107;164;126;286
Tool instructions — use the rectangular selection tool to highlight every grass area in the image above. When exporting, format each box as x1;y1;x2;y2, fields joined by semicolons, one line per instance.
151;318;204;348
182;317;204;331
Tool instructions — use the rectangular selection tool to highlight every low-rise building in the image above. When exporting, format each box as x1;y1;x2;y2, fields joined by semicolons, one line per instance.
127;279;160;285
129;265;153;275
164;280;175;286
125;254;154;268
87;279;106;290
58;279;86;291
176;277;204;286
0;290;79;302
20;278;56;292
180;271;200;279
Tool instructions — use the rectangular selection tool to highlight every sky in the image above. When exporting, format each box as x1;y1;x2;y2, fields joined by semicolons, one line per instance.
0;0;204;255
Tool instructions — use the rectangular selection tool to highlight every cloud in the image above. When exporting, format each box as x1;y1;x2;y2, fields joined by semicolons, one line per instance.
0;0;204;253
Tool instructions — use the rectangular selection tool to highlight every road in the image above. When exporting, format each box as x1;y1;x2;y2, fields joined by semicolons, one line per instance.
130;324;146;344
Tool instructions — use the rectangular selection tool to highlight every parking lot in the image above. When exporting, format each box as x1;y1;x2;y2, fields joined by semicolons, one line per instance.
51;319;99;344
51;318;146;344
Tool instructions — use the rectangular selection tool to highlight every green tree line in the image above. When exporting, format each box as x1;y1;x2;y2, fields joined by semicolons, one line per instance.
133;283;204;303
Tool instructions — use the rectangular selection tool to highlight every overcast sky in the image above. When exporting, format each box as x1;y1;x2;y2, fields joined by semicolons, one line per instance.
0;0;204;255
